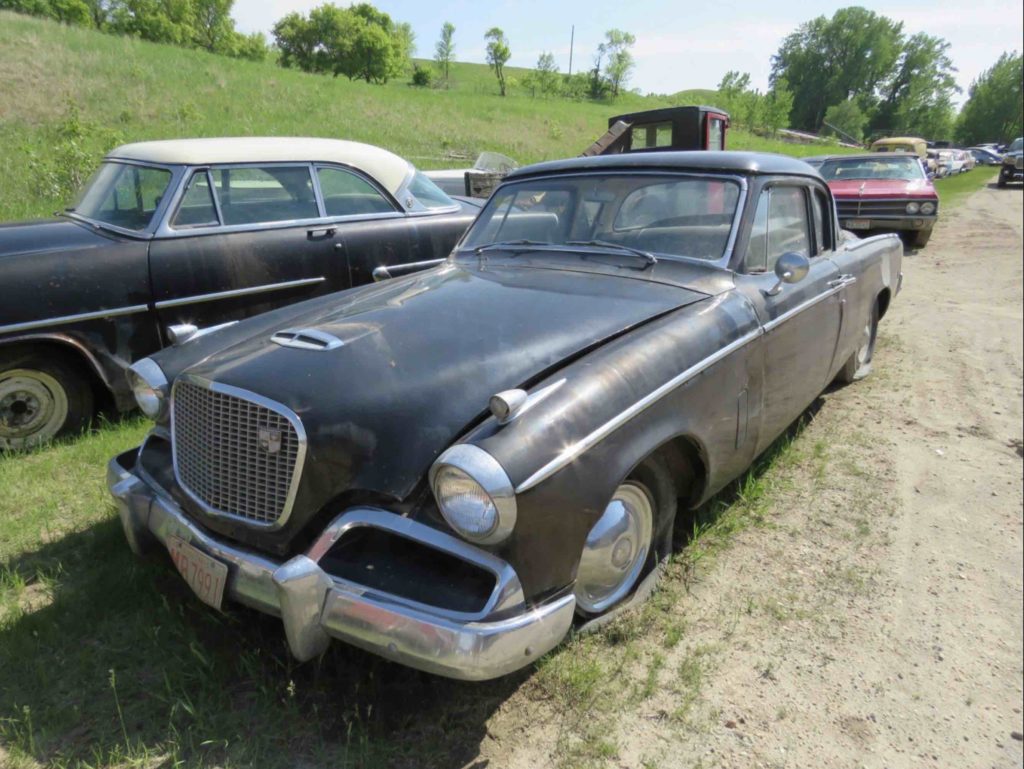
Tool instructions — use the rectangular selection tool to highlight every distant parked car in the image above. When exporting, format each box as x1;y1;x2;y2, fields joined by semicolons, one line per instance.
957;149;976;171
936;149;965;175
818;153;938;248
969;147;1004;165
998;137;1023;187
0;138;481;449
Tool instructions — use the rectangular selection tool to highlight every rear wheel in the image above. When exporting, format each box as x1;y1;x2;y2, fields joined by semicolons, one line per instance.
574;455;676;617
0;352;93;450
836;301;879;384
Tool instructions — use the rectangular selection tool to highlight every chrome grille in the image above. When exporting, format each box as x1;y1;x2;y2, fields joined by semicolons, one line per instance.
837;199;913;218
172;378;304;527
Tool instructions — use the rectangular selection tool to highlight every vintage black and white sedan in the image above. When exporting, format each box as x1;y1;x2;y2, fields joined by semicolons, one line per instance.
108;152;903;680
0;137;480;448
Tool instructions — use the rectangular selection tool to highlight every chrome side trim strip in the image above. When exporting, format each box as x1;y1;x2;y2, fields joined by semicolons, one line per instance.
0;304;149;335
154;277;326;309
762;284;844;333
515;327;764;494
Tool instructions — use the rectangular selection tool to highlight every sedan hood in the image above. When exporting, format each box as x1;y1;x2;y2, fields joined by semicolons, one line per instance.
0;217;119;259
828;178;937;199
174;261;708;543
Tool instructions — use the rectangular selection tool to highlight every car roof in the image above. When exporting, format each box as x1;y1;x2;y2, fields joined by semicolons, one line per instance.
871;136;926;144
506;151;823;180
820;153;922;162
105;137;412;195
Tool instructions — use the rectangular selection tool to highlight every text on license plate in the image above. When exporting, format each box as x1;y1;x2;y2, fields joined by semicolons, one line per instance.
844;219;871;230
167;535;228;610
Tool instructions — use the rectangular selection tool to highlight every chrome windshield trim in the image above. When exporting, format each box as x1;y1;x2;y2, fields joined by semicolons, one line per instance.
0;304;150;335
515;326;764;494
170;374;308;531
153;277;325;309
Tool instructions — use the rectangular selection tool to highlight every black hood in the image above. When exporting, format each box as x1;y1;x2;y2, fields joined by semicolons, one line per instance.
0;217;120;259
170;259;709;545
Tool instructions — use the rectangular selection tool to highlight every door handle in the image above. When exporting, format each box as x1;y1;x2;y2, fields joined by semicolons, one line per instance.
307;227;336;239
827;274;856;288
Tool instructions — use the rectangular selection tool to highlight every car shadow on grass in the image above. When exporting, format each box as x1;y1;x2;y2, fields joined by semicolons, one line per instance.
0;515;520;768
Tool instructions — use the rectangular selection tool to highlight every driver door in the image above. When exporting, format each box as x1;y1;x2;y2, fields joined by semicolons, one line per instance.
734;183;843;452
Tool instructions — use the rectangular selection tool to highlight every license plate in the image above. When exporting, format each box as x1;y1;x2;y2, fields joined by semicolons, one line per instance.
844;219;871;230
167;535;228;611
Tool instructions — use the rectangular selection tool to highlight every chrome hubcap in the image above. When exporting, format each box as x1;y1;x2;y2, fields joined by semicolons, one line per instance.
575;482;654;614
0;369;68;447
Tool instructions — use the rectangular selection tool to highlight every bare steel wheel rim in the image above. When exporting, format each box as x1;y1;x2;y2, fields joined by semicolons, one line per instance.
575;481;654;614
0;369;69;447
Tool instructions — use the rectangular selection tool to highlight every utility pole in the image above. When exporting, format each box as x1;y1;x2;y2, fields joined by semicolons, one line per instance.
568;25;574;76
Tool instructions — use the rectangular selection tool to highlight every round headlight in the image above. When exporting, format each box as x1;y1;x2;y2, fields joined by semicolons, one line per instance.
920;201;936;215
905;201;920;214
127;358;168;420
430;445;516;545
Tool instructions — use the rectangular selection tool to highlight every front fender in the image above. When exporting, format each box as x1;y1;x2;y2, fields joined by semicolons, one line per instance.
460;290;764;600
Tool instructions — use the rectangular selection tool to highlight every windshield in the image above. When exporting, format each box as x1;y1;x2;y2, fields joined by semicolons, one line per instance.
408;171;457;209
70;161;172;231
461;174;741;262
818;156;925;182
1009;138;1023;153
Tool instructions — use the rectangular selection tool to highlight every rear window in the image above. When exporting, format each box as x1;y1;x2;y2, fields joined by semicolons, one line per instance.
70;162;172;231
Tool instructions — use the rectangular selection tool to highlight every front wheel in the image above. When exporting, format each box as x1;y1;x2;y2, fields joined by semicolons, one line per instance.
574;455;676;617
836;301;879;384
0;353;93;450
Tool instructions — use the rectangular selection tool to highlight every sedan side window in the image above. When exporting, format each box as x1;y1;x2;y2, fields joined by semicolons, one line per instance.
171;171;219;228
745;186;811;273
316;166;395;217
210;166;319;226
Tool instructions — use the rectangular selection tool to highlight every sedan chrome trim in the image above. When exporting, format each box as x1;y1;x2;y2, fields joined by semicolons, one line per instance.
154;277;325;309
515;327;764;494
0;304;150;335
430;444;518;545
762;283;846;334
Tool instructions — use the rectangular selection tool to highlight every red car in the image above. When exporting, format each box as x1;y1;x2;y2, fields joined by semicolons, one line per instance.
817;153;938;248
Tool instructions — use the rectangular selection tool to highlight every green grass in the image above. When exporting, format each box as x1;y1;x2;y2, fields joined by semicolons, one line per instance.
1;11;848;223
933;168;1000;208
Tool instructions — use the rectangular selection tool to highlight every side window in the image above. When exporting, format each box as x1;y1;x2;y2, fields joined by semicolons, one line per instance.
210;166;318;226
316;166;394;217
766;187;810;269
811;189;828;255
171;171;219;228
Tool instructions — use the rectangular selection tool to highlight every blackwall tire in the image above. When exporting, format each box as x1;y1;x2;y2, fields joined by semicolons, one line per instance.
836;301;879;385
574;454;677;618
0;353;93;450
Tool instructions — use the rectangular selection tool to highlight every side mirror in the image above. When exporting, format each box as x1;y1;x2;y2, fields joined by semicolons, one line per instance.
763;252;810;296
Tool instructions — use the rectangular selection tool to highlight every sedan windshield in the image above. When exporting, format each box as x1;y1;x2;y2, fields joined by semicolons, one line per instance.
461;174;741;262
69;161;172;231
818;156;926;182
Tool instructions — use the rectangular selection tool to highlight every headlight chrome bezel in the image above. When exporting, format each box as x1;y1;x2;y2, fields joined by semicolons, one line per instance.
127;358;169;420
429;444;517;545
919;201;936;215
905;201;920;214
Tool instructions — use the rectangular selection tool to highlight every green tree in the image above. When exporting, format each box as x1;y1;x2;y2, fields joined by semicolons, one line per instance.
823;99;868;143
956;52;1023;145
191;0;233;53
874;32;958;138
434;21;455;87
771;7;903;130
1;0;94;26
484;27;510;96
764;77;794;135
601;29;635;97
230;30;267;61
108;0;196;47
272;11;319;70
535;51;560;96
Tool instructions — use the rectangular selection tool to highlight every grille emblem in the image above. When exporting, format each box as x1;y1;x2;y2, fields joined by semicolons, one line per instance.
258;426;282;454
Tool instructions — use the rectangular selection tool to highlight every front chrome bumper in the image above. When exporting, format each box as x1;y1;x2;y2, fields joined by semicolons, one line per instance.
107;449;575;680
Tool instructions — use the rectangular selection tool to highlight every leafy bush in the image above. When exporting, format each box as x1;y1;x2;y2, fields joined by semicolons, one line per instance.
410;64;431;87
28;105;122;206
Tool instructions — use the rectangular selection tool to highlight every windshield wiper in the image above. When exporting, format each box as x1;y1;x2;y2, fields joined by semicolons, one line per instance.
566;240;658;267
473;239;551;255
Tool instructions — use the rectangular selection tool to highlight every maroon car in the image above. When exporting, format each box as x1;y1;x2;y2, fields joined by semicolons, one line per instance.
818;153;938;248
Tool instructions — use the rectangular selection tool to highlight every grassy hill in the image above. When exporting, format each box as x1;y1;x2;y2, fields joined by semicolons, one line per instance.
1;11;843;222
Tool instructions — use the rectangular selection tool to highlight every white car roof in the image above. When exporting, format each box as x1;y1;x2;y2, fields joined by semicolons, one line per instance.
106;137;412;196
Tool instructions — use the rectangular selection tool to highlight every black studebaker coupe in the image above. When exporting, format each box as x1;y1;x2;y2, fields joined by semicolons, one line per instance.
0;137;479;449
109;152;902;680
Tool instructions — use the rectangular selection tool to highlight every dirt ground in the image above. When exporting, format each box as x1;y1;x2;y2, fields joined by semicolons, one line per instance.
474;182;1024;769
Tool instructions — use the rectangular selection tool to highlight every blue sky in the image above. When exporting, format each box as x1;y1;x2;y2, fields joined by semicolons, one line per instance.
233;0;1022;105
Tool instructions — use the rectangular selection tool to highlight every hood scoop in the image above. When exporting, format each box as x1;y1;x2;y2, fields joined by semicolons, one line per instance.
271;328;344;351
